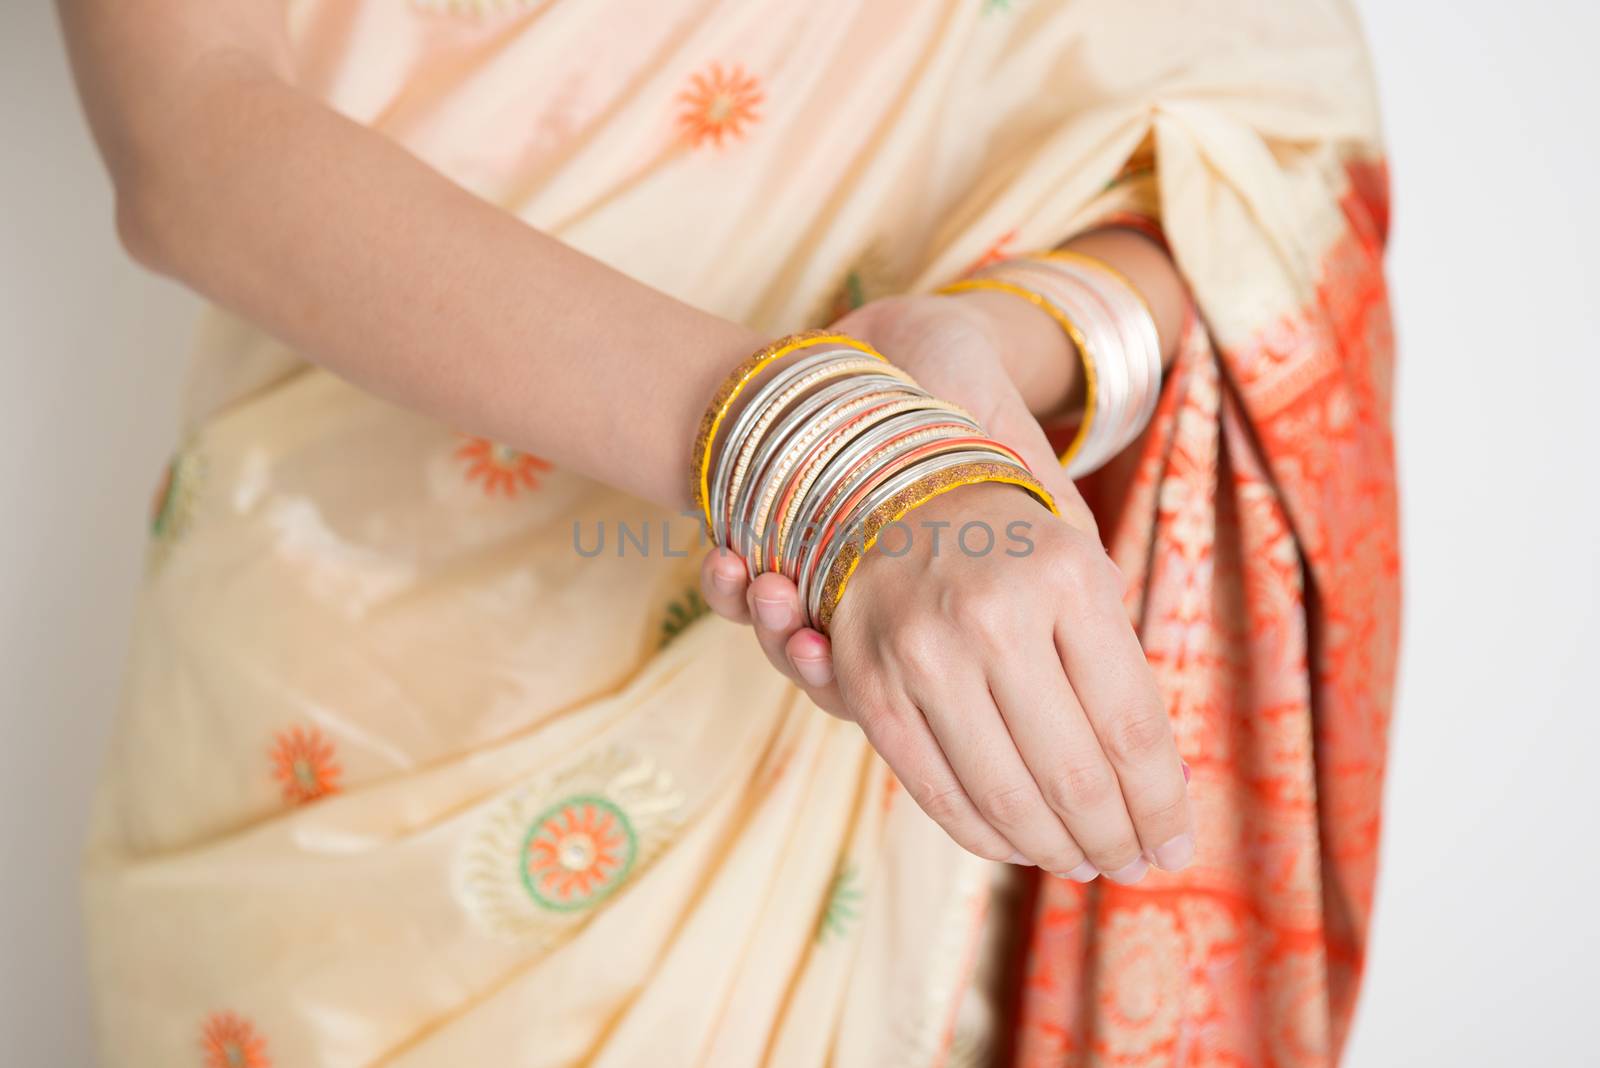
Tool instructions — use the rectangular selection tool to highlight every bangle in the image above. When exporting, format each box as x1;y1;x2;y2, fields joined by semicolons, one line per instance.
936;276;1100;472
814;455;1056;631
941;249;1163;478
692;332;1057;633
715;350;892;545
693;331;883;532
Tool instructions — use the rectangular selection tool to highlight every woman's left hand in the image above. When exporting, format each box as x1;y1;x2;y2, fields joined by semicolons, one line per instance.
698;292;1100;716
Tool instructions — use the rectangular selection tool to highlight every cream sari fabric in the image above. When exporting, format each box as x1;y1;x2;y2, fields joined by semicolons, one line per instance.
85;3;1397;1066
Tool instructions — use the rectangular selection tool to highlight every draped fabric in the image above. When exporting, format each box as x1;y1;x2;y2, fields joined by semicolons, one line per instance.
84;2;1397;1066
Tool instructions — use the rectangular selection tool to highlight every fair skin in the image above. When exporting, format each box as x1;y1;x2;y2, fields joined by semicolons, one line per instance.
60;0;1194;881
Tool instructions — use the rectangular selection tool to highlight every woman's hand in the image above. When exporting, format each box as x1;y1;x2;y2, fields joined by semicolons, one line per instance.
701;292;1090;717
698;294;1193;880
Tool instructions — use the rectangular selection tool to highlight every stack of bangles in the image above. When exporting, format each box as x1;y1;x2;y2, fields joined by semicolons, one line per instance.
691;331;1059;634
939;247;1164;478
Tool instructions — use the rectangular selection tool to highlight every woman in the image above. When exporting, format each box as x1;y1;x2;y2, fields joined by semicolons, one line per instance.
65;0;1398;1065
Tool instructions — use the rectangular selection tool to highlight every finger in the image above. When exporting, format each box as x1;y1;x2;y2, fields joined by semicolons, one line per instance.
1053;536;1193;872
700;548;752;623
785;628;848;717
910;663;1088;875
987;634;1145;883
854;694;1020;864
746;571;807;683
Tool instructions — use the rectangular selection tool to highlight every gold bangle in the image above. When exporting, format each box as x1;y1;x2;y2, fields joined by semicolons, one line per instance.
814;459;1058;632
936;277;1099;472
691;330;885;530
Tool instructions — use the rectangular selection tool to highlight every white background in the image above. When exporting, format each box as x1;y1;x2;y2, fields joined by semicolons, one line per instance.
4;2;1597;1064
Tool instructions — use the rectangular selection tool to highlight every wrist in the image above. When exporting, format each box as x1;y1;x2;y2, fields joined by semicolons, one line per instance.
941;287;1083;421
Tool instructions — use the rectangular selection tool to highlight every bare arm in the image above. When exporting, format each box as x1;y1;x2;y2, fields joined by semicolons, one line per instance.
63;0;1193;881
59;0;761;509
59;1;1185;511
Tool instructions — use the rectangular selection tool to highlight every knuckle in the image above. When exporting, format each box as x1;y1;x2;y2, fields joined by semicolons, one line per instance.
912;780;972;828
1105;710;1172;766
1088;836;1143;873
975;781;1038;827
1133;789;1189;837
951;589;1013;640
961;836;1017;864
1042;763;1118;813
1034;844;1085;875
887;625;945;677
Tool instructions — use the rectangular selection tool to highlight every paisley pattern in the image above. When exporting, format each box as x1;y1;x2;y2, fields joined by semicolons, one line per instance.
1014;159;1399;1067
457;748;683;940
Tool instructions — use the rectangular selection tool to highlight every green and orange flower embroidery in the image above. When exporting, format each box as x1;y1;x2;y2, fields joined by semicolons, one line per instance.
816;860;863;944
659;587;710;648
677;62;764;148
200;1012;270;1068
270;725;342;805
455;435;552;497
521;795;637;910
148;442;204;571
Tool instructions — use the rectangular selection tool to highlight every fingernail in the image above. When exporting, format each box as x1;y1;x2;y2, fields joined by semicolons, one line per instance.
1181;760;1192;784
754;596;790;630
1104;857;1149;885
1152;832;1195;871
1057;860;1098;882
793;656;833;688
712;569;741;595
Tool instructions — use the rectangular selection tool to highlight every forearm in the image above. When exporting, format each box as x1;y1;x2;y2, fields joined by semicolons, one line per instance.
947;228;1189;422
63;12;758;510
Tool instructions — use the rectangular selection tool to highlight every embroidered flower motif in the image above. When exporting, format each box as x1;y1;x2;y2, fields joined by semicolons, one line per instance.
200;1012;270;1068
961;229;1018;277
813;244;899;326
270;725;342;805
455;435;552;497
816;860;863;944
148;442;204;571
458;748;682;939
521;795;636;910
659;588;710;648
677;63;763;148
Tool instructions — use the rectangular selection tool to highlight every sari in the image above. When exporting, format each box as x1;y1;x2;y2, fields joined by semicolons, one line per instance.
84;2;1399;1065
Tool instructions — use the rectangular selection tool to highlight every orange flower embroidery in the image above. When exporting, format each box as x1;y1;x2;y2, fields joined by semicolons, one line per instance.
676;62;763;148
270;725;341;805
522;796;636;910
201;1012;270;1068
961;229;1019;277
455;436;552;497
